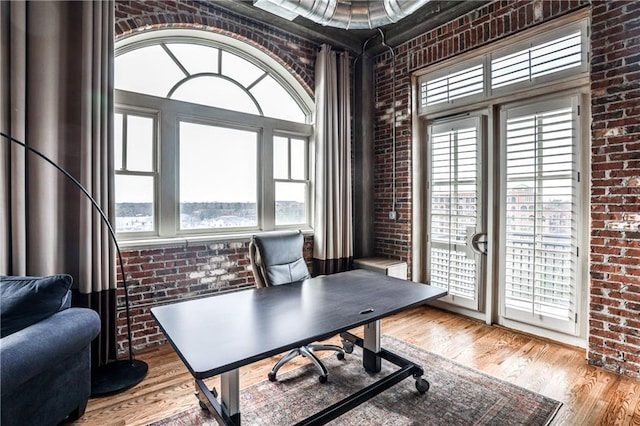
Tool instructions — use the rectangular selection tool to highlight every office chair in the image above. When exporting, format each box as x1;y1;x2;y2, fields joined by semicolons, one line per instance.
249;230;346;383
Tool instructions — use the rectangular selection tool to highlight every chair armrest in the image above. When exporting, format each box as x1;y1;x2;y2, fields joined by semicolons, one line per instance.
0;307;100;395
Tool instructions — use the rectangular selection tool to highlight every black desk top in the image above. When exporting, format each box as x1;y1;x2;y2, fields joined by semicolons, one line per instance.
151;269;446;379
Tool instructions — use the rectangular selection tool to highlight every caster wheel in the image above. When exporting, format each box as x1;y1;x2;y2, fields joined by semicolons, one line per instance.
343;341;354;354
415;377;430;394
319;375;328;384
197;386;217;410
268;372;277;382
337;352;345;360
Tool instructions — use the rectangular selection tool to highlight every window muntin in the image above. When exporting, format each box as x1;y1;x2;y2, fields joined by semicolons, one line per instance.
221;51;265;87
165;43;219;75
273;135;309;226
251;75;306;123
115;31;313;241
114;39;308;124
178;122;258;230
115;45;185;97
171;76;260;114
125;116;154;172
114;111;157;234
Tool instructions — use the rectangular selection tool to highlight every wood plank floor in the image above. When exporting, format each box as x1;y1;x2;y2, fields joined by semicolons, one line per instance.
72;306;640;425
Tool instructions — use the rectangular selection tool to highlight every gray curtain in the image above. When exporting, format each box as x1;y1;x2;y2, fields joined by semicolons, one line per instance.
0;0;117;365
313;44;353;275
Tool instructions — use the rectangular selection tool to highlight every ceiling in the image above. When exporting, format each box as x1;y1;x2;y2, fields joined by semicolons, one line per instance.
208;0;491;55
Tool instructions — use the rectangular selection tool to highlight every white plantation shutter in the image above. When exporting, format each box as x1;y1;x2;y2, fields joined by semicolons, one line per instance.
418;20;587;114
429;118;481;310
502;98;579;332
492;31;582;89
421;64;484;108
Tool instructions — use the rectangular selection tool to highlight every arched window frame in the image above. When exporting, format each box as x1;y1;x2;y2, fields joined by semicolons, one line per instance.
114;29;315;245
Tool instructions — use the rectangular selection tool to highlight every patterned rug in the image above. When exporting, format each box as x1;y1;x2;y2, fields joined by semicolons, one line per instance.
149;335;562;426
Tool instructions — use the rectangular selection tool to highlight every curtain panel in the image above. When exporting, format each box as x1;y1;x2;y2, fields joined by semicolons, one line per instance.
0;0;117;365
313;44;353;276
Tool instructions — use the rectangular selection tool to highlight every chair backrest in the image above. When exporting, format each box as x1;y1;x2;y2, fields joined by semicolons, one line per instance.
249;230;310;288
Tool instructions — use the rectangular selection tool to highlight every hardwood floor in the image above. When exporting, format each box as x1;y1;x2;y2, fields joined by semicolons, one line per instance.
73;306;640;425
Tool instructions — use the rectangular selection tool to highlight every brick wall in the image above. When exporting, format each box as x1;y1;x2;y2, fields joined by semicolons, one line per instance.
114;0;319;354
588;0;640;379
373;0;590;274
373;0;640;379
114;0;318;96
115;241;252;353
116;238;314;354
114;0;640;381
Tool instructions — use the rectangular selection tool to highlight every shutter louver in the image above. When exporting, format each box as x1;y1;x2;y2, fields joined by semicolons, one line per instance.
492;32;582;89
504;106;576;321
430;126;479;300
421;64;483;108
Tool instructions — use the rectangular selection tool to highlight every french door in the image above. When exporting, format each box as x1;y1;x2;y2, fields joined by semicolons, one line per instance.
498;97;581;334
426;116;485;311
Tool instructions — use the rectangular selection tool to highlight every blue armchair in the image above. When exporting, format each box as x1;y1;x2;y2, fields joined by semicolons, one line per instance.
0;275;101;426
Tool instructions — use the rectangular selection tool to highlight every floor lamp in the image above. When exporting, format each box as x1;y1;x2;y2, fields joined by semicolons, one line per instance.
1;131;148;396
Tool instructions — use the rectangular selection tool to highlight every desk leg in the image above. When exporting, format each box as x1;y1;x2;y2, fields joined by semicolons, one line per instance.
221;370;241;425
363;320;381;373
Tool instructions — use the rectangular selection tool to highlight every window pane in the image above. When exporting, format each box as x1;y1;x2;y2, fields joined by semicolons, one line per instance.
114;113;123;170
127;116;154;172
250;75;306;123
274;136;288;179
115;175;154;232
221;51;264;87
275;182;306;225
115;45;185;97
171;76;259;114
179;122;257;230
290;138;305;180
166;43;219;75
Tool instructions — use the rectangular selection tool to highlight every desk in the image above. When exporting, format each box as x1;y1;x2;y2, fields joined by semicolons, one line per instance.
151;269;446;425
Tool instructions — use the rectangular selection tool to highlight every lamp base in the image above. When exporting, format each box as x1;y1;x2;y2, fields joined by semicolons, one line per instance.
91;359;149;397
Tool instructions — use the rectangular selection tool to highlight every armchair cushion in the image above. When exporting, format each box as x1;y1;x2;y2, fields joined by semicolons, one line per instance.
0;274;72;338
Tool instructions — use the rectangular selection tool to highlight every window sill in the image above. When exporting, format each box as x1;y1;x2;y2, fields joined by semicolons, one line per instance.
117;228;314;250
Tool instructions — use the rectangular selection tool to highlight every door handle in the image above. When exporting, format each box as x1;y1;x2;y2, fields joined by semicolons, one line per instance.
470;232;488;255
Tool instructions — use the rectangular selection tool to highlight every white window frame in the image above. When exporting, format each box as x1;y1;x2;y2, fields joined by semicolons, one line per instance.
114;107;160;238
272;133;312;227
490;19;589;97
412;12;590;345
426;115;485;311
114;30;314;245
418;57;486;115
498;95;584;336
417;17;589;115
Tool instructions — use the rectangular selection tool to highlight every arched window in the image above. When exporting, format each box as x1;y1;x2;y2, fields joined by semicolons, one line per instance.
114;30;314;241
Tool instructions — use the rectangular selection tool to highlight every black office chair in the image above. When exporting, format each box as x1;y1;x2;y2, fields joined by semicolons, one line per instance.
249;230;346;383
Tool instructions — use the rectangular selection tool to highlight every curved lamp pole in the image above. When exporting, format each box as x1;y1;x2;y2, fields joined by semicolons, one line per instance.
1;131;148;396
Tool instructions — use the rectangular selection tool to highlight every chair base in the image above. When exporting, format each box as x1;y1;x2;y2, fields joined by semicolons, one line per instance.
269;343;346;383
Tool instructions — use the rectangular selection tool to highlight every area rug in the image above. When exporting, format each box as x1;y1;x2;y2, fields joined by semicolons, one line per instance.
149;335;562;426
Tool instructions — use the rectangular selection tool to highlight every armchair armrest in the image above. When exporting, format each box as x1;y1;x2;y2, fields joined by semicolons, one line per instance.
0;307;100;396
